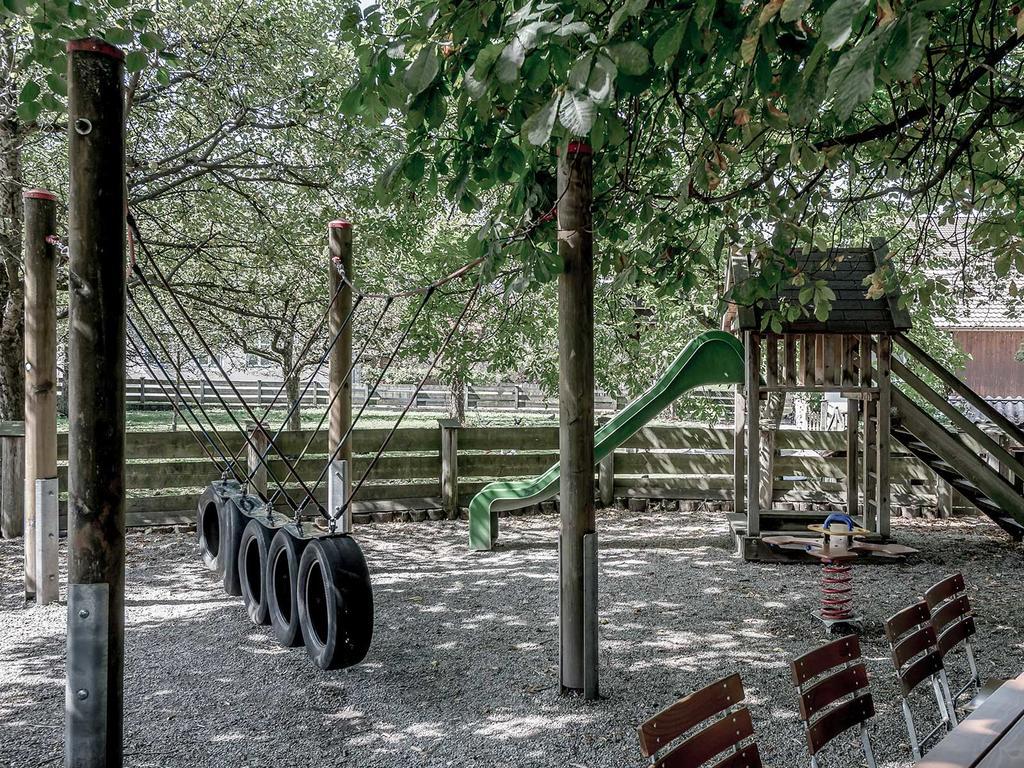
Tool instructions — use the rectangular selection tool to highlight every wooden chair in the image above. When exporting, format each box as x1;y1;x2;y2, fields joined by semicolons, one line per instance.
637;673;762;768
884;601;957;760
790;635;877;768
925;572;1005;712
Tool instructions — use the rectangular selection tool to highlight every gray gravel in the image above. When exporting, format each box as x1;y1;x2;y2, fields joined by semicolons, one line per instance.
2;505;1023;767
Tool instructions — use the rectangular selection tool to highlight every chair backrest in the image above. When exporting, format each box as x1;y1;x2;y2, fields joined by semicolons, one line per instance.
925;573;976;657
884;601;945;697
790;635;875;757
637;673;762;768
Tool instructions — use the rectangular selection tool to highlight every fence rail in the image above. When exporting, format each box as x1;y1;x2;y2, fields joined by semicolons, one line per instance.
0;421;950;531
114;377;735;415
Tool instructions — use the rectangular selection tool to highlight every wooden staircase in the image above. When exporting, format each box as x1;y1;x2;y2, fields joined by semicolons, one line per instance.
889;333;1024;541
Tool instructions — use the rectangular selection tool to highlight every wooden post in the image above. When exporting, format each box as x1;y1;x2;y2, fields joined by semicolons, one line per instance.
23;188;59;604
246;422;268;498
861;334;876;531
65;37;126;768
844;336;859;520
597;416;614;508
759;337;781;513
733;388;745;518
328;220;353;503
557;141;596;698
744;332;760;537
439;418;460;517
875;335;892;537
1;430;25;539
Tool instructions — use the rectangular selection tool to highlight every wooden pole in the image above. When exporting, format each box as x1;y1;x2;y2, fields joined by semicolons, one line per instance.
875;334;892;537
744;332;761;538
328;220;353;505
439;418;460;517
23;188;59;604
246;421;268;498
844;336;859;520
557;141;596;697
64;37;126;768
1;431;24;539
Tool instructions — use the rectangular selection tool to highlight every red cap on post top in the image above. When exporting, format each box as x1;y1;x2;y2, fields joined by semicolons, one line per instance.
328;220;352;230
559;141;593;156
67;38;125;61
23;189;58;202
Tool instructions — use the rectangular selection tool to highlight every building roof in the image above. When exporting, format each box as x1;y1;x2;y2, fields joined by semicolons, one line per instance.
733;246;912;334
929;219;1024;330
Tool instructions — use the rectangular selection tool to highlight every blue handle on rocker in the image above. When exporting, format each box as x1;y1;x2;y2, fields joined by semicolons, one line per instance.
823;512;855;530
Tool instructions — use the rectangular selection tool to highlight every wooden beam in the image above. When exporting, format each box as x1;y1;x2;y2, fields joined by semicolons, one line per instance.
1;436;24;539
745;332;761;536
65;37;127;768
557;141;596;698
22;189;59;602
439;418;460;517
875;335;892;537
328;220;353;504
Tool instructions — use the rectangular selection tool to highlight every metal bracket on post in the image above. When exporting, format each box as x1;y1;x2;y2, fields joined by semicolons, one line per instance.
583;531;599;701
328;459;349;534
65;583;109;767
35;477;59;605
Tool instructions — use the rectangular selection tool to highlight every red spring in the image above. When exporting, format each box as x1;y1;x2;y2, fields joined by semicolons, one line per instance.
821;561;854;621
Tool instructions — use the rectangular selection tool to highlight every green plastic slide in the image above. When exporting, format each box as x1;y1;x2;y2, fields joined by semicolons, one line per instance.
468;330;746;550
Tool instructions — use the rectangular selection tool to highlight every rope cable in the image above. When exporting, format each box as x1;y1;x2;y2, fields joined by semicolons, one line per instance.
125;321;231;474
240;292;364;485
267;295;393;478
131;264;305;509
341;283;481;518
284;287;436;513
127;291;243;481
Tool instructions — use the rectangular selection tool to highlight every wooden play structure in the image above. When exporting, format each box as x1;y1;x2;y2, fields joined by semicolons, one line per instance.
726;246;1024;561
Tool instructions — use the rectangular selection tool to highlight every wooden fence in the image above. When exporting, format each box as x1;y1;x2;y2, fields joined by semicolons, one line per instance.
118;377;734;415
0;422;943;530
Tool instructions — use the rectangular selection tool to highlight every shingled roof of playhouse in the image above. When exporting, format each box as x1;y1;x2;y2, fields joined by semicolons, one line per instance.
731;245;913;334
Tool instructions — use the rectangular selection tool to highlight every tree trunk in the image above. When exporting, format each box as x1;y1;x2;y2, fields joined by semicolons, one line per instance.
448;375;465;422
281;343;300;431
0;111;25;422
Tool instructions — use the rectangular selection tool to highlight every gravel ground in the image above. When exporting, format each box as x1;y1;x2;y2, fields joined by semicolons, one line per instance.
3;505;1023;768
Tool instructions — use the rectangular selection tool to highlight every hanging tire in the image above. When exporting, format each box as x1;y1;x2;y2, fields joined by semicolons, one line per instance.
238;519;274;625
266;530;309;647
197;485;224;571
219;499;247;597
297;536;374;670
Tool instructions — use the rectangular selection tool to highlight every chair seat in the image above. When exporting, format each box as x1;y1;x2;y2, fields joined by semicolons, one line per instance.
964;678;1007;712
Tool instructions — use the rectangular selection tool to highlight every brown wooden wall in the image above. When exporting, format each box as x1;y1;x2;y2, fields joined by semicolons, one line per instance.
952;330;1024;397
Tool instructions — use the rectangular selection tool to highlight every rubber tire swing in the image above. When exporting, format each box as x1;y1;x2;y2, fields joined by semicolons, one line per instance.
196;487;245;595
297;536;374;670
267;530;309;647
238;519;275;625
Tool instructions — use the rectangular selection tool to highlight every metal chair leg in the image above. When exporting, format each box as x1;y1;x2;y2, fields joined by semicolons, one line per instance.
965;640;980;689
902;698;922;761
932;674;955;729
861;724;877;768
938;669;958;726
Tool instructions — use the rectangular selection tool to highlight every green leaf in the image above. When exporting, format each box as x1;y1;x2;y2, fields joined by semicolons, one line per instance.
139;31;165;50
156;67;171;87
404;152;426;182
125;50;148;72
652;21;686;67
523;93;561;145
45;73;67;96
587;54;616;104
884;13;930;80
820;0;870;50
495;38;526;83
404;46;440;95
780;0;812;22
558;90;594;135
607;41;649;76
106;26;133;45
995;252;1011;277
16;100;41;122
19;80;40;103
827;42;878;120
608;0;649;38
567;52;593;92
